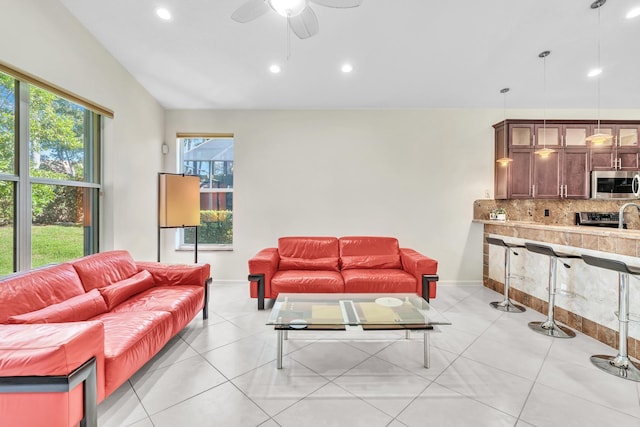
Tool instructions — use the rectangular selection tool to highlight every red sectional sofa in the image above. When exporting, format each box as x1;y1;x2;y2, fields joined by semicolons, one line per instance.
0;250;211;427
248;236;439;309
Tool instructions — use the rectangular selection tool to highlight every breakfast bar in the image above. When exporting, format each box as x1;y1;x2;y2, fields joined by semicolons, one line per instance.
474;199;640;359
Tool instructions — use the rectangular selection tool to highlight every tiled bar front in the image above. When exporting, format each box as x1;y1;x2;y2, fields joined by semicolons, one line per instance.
478;220;640;359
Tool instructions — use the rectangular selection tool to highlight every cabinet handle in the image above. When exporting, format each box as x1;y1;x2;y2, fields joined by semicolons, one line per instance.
564;184;568;198
619;158;623;169
532;184;535;197
559;184;563;198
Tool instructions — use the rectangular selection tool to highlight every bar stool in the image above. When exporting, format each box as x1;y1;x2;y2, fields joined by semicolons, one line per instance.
486;237;526;313
525;242;579;338
582;254;640;382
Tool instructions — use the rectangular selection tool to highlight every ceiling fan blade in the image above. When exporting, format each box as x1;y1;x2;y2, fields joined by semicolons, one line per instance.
310;0;363;8
289;7;319;39
231;0;270;23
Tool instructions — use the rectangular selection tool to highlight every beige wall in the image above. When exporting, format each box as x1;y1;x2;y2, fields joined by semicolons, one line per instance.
164;109;497;282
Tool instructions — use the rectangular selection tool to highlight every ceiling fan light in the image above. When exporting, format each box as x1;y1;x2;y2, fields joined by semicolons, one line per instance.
586;131;613;144
269;0;307;17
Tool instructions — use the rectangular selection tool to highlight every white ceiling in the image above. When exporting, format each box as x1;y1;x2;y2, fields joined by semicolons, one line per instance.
60;0;640;110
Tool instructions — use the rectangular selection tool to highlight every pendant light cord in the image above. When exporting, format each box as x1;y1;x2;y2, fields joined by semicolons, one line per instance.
503;89;508;148
286;17;291;60
596;6;602;131
542;53;547;149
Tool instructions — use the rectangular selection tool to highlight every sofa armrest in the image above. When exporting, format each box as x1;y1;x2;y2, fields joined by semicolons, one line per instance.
136;261;211;319
400;248;439;300
0;322;105;427
248;248;279;309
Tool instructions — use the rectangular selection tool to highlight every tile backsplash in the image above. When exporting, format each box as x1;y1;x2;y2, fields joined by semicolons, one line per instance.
474;199;640;229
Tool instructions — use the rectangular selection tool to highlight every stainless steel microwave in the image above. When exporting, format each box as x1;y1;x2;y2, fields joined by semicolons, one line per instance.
591;171;640;199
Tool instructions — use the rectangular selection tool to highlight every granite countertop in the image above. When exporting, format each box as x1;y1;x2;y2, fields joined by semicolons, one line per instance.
473;219;640;238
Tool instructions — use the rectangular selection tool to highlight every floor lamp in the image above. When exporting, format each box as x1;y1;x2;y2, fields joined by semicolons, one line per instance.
158;173;201;263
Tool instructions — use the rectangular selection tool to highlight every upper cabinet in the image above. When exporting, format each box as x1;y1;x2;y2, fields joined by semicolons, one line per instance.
494;120;640;200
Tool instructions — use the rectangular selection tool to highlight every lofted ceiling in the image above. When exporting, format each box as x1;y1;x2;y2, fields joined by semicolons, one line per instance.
60;0;640;110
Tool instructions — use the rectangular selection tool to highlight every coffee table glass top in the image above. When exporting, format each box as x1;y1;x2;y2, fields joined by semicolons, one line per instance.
266;293;450;329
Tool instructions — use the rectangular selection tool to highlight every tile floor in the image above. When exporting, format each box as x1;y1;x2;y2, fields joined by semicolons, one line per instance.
97;283;640;427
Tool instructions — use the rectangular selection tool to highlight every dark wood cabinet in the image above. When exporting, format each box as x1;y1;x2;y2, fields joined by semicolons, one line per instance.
533;150;561;198
616;147;639;170
591;147;615;171
563;148;590;198
494;119;639;200
509;149;533;198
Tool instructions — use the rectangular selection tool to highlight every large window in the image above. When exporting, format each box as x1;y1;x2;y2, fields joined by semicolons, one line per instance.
179;135;234;248
0;69;102;275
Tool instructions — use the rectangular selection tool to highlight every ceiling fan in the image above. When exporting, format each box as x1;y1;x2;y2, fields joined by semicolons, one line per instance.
231;0;363;39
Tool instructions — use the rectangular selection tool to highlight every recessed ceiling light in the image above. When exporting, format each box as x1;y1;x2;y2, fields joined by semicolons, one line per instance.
341;63;353;73
269;64;281;74
587;68;602;77
156;8;172;20
627;7;640;19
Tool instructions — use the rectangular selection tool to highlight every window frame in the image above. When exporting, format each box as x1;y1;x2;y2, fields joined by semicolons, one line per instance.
0;67;103;275
176;134;234;251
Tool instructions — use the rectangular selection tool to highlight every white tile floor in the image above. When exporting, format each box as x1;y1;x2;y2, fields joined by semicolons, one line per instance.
97;283;640;427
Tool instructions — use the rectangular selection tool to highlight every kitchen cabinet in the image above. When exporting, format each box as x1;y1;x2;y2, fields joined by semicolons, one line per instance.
591;146;639;171
562;148;590;198
493;119;638;199
588;125;639;147
534;124;562;149
509;149;533;198
533;149;561;198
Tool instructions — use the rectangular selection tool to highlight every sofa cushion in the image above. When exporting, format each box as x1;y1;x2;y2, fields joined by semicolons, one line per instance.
72;250;138;292
135;262;209;286
339;236;402;270
342;269;417;293
89;310;174;396
112;285;204;335
7;289;107;324
271;270;344;294
278;237;340;271
0;263;86;323
98;270;156;310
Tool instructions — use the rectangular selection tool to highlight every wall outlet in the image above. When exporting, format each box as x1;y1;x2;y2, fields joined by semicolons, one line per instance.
544;209;550;217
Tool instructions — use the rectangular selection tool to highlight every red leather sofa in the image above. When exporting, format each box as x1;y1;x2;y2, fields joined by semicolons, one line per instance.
248;236;438;309
0;250;210;427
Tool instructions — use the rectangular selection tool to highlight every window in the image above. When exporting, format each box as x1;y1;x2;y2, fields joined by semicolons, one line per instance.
178;135;234;248
0;69;102;275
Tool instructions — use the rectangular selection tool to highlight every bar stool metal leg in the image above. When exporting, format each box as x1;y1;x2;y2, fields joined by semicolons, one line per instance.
527;251;575;338
490;246;526;313
591;272;640;381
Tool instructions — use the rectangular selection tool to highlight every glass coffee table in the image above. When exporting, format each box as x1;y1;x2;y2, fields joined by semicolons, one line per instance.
266;293;451;369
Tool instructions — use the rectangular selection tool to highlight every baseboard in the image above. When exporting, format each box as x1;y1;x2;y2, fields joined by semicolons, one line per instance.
438;280;483;286
212;279;246;285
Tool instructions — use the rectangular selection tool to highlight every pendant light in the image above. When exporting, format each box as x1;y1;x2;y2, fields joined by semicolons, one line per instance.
496;88;513;167
535;50;555;159
586;0;613;145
